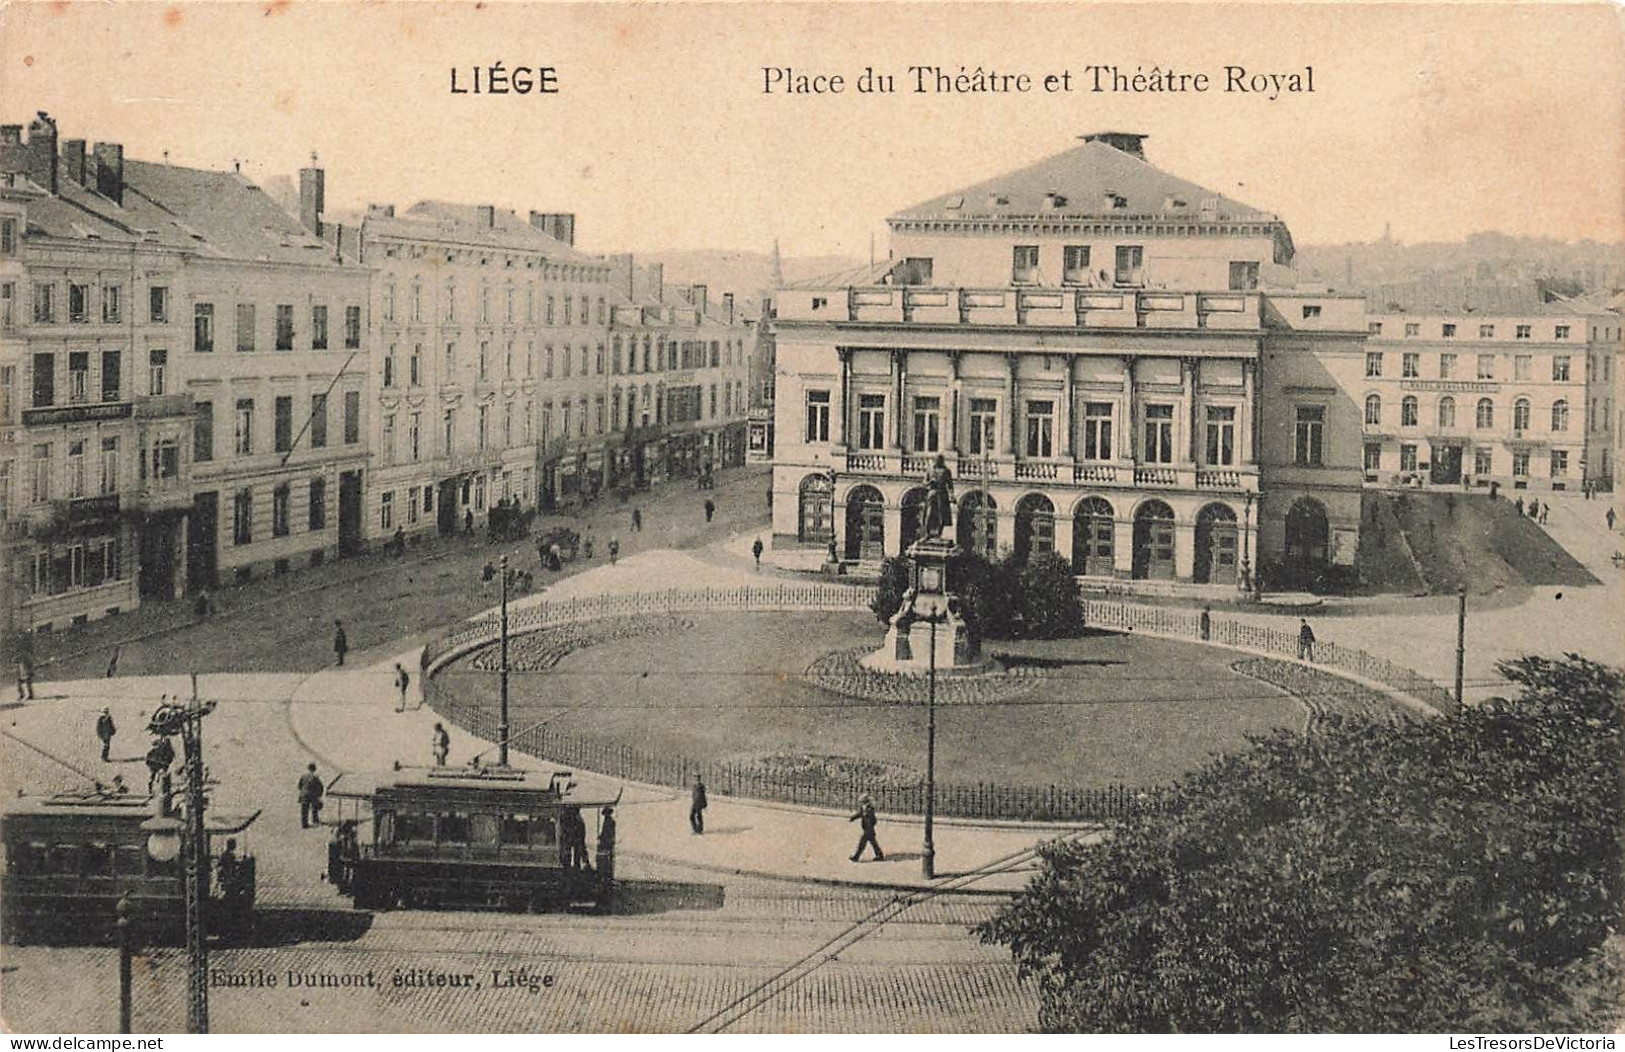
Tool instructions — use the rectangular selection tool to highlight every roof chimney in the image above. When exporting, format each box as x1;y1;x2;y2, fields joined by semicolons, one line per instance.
368;203;395;218
723;292;734;324
299;155;325;236
28;113;59;194
61;139;87;187
691;284;708;315
527;211;576;246
648;262;663;302
92;141;123;205
477;204;496;228
1081;131;1148;161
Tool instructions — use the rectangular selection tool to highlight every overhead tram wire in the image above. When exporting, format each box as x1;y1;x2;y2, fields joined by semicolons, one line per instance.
2;727;104;787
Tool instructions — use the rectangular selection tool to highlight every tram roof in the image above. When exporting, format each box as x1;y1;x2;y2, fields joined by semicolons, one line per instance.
327;765;619;808
4;791;262;833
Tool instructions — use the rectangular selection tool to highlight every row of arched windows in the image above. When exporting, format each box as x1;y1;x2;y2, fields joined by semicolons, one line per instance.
1365;394;1570;432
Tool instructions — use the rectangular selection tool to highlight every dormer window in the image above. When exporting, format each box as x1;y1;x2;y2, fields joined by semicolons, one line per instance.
1302;305;1322;320
945;196;964;211
986;193;1009;207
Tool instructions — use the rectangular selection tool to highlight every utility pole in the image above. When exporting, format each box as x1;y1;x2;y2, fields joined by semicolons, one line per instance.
117;894;133;1033
499;554;511;766
1455;585;1466;709
149;678;215;1033
922;612;939;880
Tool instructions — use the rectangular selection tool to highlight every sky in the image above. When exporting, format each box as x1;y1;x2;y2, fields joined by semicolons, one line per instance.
0;2;1621;260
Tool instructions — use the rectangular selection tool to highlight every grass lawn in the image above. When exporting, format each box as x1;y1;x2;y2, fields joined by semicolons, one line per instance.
439;612;1306;791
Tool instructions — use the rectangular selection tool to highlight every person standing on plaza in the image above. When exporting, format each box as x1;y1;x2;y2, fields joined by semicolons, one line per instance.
96;707;116;762
608;536;620;565
596;807;617;886
752;537;764;571
1199;606;1212;642
632;507;643;533
689;773;708;835
15;650;35;701
1515;495;1524;517
1539;502;1549;525
849;795;884;862
432;722;450;767
766;488;773;513
298;762;325;829
1608;507;1617;531
394;662;412;712
1298;618;1317;663
704;498;715;523
333;620;349;667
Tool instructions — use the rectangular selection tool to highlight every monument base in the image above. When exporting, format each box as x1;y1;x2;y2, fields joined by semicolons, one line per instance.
859;536;988;675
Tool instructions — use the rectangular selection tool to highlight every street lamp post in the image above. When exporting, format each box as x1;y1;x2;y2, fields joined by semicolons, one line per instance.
499;554;511;767
1241;492;1254;596
116;894;132;1034
922;611;940;880
1455;585;1467;709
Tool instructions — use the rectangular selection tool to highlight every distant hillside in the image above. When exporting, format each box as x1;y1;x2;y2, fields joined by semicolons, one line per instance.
1296;233;1625;296
644;250;866;308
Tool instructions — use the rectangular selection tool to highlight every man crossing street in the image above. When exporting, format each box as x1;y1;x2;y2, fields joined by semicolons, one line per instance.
95;708;116;762
1298;618;1317;663
689;773;708;835
849;795;884;862
298;763;325;829
333;620;349;667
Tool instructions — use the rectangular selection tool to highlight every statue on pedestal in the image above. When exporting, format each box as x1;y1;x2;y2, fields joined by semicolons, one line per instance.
922;454;955;539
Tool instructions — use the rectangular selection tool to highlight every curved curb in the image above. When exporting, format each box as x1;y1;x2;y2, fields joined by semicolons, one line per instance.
615;847;1041;897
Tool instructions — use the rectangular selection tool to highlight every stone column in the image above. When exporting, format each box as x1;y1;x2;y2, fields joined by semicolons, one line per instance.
1122;356;1138;465
1112;515;1135;576
882;503;903;558
1007;353;1020;459
1186;357;1201;464
1243;357;1259;465
949;351;962;454
1174;519;1197;581
891;349;904;451
836;347;851;448
1060;355;1074;460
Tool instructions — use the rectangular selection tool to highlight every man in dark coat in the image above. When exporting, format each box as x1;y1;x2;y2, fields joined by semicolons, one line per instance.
849;795;884;862
298;762;325;829
689;774;708;835
1298;618;1317;663
96;707;116;762
333;620;348;667
595;807;617;887
146;736;175;792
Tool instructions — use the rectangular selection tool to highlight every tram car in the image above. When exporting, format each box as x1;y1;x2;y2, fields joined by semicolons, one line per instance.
324;764;619;912
1;787;261;945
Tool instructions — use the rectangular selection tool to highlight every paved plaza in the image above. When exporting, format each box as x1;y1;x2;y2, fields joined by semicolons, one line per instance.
4;464;1622;1032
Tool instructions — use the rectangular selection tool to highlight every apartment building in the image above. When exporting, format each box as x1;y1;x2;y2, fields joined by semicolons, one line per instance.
770;133;1365;591
1361;285;1615;493
604;258;753;493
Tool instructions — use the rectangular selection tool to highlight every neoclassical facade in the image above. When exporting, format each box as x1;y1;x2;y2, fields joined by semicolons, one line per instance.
770;133;1365;590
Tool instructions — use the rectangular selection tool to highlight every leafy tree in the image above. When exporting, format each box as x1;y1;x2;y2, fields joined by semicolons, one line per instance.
1014;550;1086;639
871;556;910;624
977;654;1624;1032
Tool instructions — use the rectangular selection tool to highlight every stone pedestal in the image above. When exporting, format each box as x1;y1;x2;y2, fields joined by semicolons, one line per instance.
862;537;984;674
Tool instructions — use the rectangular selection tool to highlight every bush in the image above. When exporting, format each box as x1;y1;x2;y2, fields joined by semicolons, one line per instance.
977;653;1625;1032
871;556;911;623
1014;550;1085;639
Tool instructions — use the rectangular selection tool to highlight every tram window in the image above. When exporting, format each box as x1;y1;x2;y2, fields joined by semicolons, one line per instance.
82;843;115;877
50;844;83;875
500;814;532;847
395;813;434;844
149;853;180;878
376;811;394;845
437;813;471;844
471;814;500;847
114;845;146;876
532;818;558;847
12;841;48;874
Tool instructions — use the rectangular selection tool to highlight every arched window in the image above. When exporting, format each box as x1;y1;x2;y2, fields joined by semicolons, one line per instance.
1401;396;1418;427
1476;398;1495;429
1364;394;1381;426
1437;396;1456;429
1513;398;1531;432
1551;400;1569;432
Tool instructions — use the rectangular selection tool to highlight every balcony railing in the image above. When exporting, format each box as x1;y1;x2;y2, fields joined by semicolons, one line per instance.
1014;460;1060;482
1074;463;1120;484
1196;469;1244;490
832;454;1256;493
845;451;892;474
779;286;1265;333
1134;466;1180;486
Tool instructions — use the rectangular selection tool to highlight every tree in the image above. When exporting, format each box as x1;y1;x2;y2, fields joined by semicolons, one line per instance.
977;654;1624;1032
1014;550;1085;639
870;556;910;624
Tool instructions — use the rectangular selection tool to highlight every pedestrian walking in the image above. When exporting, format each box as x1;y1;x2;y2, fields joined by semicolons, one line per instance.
595;806;617;886
15;652;34;701
549;542;563;572
297;762;325;829
703;498;715;523
392;525;406;557
1515;495;1524;516
1608;507;1617;531
752;537;764;571
583;533;595;560
432;722;450;767
464;508;475;534
689;773;708;835
1199;605;1212;642
394;662;412;712
194;589;212;623
607;536;620;565
1539;503;1549;525
145;736;175;792
1528;499;1540;521
1297;618;1317;663
765;488;773;512
333;620;349;667
96;707;116;762
849;795;884;862
631;507;642;533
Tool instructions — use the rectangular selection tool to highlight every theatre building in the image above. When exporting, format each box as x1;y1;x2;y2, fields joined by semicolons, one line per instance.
770;132;1365;592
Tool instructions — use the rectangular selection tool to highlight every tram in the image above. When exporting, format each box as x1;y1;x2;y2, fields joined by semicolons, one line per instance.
324;764;619;912
1;787;261;945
